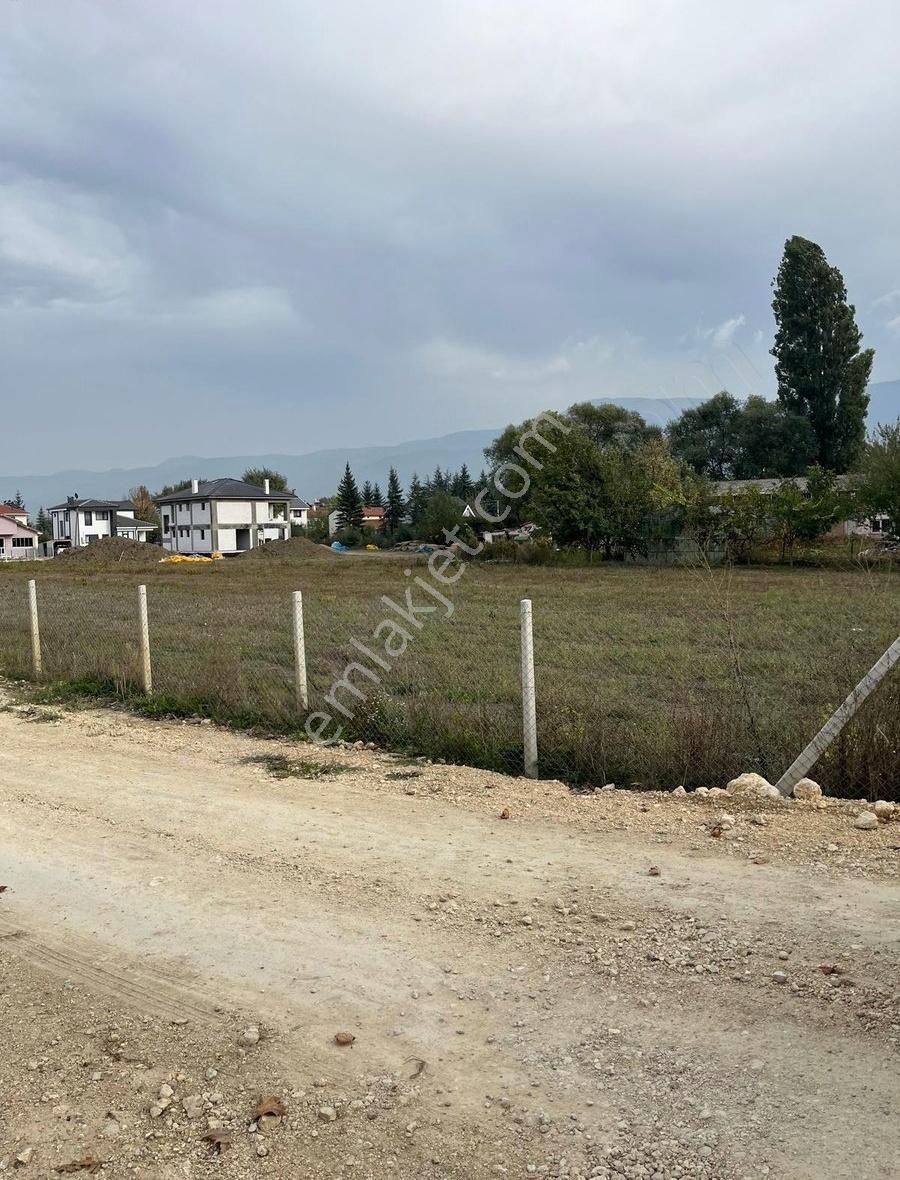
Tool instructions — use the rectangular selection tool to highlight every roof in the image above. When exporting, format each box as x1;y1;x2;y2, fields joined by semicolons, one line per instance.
0;503;27;515
115;514;156;530
712;474;854;496
49;497;123;511
154;478;292;505
363;506;385;517
290;495;310;509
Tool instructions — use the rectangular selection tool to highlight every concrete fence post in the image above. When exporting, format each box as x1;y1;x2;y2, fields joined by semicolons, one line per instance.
520;597;538;778
27;579;42;678
292;590;309;711
137;584;153;695
776;634;900;795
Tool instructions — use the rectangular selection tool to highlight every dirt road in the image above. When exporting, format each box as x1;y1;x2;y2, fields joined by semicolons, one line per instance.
0;698;898;1179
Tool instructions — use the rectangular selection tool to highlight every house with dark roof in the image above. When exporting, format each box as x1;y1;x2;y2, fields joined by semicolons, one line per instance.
48;497;157;552
154;478;294;555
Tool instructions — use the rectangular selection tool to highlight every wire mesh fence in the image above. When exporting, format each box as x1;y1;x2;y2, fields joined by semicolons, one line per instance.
0;560;897;798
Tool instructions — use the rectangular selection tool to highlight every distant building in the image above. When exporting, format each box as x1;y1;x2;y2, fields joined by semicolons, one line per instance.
48;497;157;552
711;477;891;538
0;503;31;528
154;478;293;555
328;506;385;536
0;508;39;560
289;495;310;529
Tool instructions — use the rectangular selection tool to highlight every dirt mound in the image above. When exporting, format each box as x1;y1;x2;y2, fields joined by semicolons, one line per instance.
241;537;342;562
58;538;165;565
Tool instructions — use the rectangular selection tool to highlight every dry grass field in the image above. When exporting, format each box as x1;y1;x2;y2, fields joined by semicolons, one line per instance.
1;545;898;795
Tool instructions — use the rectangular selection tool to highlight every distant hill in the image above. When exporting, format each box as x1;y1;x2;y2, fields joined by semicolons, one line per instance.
1;429;501;513
5;387;897;515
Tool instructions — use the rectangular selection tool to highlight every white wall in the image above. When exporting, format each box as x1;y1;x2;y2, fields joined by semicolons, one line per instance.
217;501;254;525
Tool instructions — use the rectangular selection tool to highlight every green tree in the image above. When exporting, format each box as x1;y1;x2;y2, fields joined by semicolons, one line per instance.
243;466;289;491
717;486;774;564
157;478;197;496
733;396;817;478
361;480;374;505
419;491;467;544
335;463;364;529
772;235;874;472
855;420;900;539
35;506;51;541
371;482;383;507
768;467;846;562
385;467;405;532
450;463;475;500
667;391;742;479
13;490;24;509
407;473;428;526
527;431;686;559
129;485;160;527
567;402;660;450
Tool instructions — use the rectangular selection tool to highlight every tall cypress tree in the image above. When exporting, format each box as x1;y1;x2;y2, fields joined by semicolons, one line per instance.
385;467;405;532
336;463;364;529
771;236;874;472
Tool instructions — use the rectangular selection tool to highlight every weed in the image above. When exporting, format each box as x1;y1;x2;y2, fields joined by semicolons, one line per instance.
243;753;352;780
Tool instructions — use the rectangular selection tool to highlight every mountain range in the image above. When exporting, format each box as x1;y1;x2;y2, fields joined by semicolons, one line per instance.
4;386;898;513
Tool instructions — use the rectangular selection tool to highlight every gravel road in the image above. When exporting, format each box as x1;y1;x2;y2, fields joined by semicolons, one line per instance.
0;696;897;1179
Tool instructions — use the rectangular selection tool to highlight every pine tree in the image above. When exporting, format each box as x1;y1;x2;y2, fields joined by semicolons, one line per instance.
772;236;874;472
431;465;447;492
385;467;405;532
407;473;428;526
35;506;50;540
450;463;474;500
13;490;24;509
335;463;364;529
371;482;383;507
361;480;374;506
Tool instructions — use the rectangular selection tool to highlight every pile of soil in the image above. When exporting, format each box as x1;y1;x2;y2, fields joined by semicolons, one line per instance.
58;538;165;565
241;537;342;562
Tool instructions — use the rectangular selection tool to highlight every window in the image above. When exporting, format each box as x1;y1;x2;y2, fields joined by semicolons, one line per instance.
200;502;206;511
12;537;34;548
199;528;206;540
83;511;93;526
162;515;170;534
96;511;108;521
179;526;189;538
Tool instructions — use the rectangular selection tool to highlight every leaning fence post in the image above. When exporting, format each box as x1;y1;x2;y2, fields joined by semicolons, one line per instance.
27;579;42;678
137;584;153;695
520;597;538;778
292;590;309;711
776;633;900;795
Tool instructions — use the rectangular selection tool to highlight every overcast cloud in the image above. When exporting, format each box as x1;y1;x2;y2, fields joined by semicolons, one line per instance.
2;0;899;470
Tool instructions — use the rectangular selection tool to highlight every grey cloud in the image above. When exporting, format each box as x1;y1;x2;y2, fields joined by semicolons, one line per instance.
1;0;898;472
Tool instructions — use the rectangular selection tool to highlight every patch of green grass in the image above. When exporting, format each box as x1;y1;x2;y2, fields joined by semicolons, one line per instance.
243;753;353;780
2;556;898;798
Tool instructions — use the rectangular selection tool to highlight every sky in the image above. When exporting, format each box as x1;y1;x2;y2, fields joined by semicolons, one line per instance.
2;0;900;472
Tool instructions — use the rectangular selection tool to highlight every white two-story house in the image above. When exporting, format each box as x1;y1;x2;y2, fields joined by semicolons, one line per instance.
154;478;293;555
49;497;157;552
